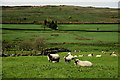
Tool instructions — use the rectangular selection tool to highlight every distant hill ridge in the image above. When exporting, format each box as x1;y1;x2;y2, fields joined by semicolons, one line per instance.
2;5;119;24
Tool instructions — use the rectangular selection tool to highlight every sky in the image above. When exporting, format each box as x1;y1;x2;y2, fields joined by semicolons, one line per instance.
1;0;120;8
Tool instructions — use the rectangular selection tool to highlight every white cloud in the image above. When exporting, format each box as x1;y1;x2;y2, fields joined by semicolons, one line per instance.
1;0;119;8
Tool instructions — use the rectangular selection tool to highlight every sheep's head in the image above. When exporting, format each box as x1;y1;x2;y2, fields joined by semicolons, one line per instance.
63;56;66;59
74;59;80;64
47;53;51;56
67;52;71;55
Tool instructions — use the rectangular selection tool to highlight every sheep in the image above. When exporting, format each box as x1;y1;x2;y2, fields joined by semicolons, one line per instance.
110;52;117;56
88;54;93;57
78;55;84;57
74;50;77;52
73;55;78;58
47;53;60;63
79;50;81;53
64;56;73;62
64;52;74;62
74;59;93;67
96;55;102;57
101;51;105;54
67;52;74;58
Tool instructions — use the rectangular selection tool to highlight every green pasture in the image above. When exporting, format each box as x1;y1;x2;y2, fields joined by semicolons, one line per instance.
2;24;119;44
2;24;119;78
2;6;119;23
2;52;118;78
58;24;119;31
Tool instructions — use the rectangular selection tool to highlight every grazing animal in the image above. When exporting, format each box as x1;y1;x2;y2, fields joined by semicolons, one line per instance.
64;52;74;62
78;55;84;57
74;55;78;58
67;52;74;58
101;51;105;54
74;59;93;67
64;56;73;62
47;54;60;63
96;55;102;57
110;52;117;56
79;50;81;53
88;54;93;57
74;50;77;52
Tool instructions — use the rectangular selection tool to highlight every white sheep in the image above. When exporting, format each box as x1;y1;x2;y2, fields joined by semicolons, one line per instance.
78;55;84;57
110;52;117;56
74;55;78;58
64;52;74;62
74;50;77;52
96;55;102;57
47;54;60;63
74;59;93;67
101;51;105;54
67;52;74;58
88;54;93;57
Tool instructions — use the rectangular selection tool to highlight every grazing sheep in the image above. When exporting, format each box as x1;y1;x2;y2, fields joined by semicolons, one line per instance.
101;51;105;54
64;56;73;62
110;52;117;56
88;54;93;57
74;55;78;58
67;52;74;58
67;52;71;55
64;52;74;62
96;55;102;57
74;59;93;67
74;50;77;52
47;53;60;63
78;55;84;57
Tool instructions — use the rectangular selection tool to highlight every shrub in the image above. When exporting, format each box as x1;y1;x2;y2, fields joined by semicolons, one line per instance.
17;39;33;51
33;38;47;51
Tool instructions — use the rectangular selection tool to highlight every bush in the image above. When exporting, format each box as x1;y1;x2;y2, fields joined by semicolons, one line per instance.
2;40;13;51
33;38;47;51
17;39;33;51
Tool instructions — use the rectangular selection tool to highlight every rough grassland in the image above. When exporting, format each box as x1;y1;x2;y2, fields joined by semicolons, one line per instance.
2;52;118;78
2;6;119;23
2;24;119;78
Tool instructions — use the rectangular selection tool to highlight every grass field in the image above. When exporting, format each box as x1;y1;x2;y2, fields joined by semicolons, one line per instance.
2;23;119;78
2;52;118;78
2;24;119;43
2;6;119;23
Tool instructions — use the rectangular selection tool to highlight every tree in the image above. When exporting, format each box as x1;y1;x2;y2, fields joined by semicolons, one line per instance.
43;19;58;30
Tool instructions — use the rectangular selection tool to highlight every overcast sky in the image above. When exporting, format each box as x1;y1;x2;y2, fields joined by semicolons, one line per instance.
1;0;120;8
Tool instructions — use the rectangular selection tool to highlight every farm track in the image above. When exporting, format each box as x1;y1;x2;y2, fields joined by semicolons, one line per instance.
2;28;120;32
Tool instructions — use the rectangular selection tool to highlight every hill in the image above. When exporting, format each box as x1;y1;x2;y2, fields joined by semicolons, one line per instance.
2;5;119;24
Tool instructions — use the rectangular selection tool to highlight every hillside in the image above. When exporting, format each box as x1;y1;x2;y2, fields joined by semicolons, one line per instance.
2;5;119;23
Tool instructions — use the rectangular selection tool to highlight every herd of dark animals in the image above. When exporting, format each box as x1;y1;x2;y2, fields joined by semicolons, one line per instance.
0;48;71;57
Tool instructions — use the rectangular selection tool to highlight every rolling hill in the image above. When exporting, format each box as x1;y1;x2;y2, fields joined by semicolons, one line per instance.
2;5;119;23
